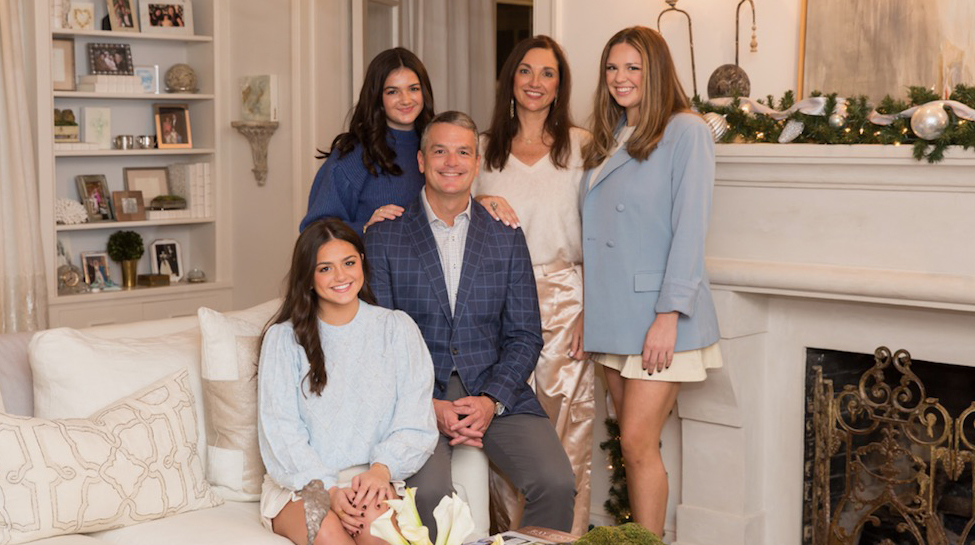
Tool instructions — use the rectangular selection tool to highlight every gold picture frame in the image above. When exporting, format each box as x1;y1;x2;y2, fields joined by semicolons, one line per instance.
153;103;192;149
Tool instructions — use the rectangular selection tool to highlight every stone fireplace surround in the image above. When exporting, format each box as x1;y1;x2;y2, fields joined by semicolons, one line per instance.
670;144;975;545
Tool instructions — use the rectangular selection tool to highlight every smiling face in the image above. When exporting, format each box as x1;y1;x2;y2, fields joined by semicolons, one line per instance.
312;239;364;320
382;67;423;131
513;47;560;115
417;121;479;201
605;41;644;123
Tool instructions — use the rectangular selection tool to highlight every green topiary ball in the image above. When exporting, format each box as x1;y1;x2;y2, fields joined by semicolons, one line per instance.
107;230;144;262
574;523;665;545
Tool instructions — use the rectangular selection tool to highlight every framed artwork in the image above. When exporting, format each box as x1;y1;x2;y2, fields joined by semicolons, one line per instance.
123;167;170;203
134;65;159;93
139;0;194;35
87;43;134;76
153;103;192;149
81;251;113;287
798;0;975;101
67;2;96;30
52;38;76;91
112;190;146;221
82;106;111;149
75;174;114;222
107;0;139;32
149;239;182;282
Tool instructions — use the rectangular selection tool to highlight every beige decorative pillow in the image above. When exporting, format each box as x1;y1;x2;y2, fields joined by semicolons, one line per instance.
197;307;266;501
0;370;221;545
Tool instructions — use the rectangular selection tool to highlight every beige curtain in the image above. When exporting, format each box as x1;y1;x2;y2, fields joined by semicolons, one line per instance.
0;0;48;332
400;0;496;129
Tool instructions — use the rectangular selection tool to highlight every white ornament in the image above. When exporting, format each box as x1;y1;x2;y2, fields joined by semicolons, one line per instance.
703;112;730;142
828;113;846;129
55;198;88;224
778;119;805;143
910;102;950;140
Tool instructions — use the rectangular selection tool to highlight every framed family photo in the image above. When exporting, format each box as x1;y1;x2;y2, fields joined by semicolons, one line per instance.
52;38;76;91
81;251;112;287
139;0;194;35
123;166;170;203
107;0;139;32
87;43;134;75
134;65;159;93
150;239;182;282
112;190;146;221
153;103;192;148
75;174;114;222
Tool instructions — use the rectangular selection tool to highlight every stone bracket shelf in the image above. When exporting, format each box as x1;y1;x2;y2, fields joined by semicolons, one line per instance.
231;121;279;185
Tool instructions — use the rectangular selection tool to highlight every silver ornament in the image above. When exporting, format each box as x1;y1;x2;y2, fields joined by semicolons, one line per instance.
703;112;730;142
828;113;846;129
778;119;804;143
910;102;949;140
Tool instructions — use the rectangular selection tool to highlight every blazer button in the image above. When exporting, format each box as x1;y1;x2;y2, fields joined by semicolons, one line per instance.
607;240;615;248
616;204;625;212
451;347;459;355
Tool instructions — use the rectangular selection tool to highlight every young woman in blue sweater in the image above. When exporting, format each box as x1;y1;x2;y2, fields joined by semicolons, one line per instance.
300;48;435;234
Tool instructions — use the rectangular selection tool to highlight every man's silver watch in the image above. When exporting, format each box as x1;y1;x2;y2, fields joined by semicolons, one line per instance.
485;395;505;416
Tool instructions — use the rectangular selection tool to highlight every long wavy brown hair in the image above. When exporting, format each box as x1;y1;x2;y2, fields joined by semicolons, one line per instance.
318;47;435;177
582;26;691;169
262;218;377;396
483;35;574;172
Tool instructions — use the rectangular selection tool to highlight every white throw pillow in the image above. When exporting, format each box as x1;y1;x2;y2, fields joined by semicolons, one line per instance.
197;306;266;501
0;370;222;545
28;327;208;468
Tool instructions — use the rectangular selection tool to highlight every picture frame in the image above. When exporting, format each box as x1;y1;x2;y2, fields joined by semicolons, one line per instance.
153;103;192;149
52;38;76;91
123;167;170;203
111;190;146;221
75;174;114;222
87;42;134;76
81;251;113;287
106;0;139;32
139;0;194;35
149;239;182;282
67;2;96;30
134;64;159;93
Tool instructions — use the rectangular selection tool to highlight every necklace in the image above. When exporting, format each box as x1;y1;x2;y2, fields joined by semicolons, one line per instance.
517;133;545;145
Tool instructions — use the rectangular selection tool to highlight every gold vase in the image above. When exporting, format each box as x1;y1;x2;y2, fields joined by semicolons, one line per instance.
121;259;138;288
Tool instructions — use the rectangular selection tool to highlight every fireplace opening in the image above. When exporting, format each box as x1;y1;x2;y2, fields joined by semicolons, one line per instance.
802;347;975;545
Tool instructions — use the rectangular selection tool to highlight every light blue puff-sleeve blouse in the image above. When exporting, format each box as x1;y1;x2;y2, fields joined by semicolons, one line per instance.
257;301;438;491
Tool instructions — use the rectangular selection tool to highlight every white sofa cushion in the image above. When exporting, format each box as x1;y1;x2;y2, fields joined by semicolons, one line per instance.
89;501;288;545
0;370;221;545
197;307;265;501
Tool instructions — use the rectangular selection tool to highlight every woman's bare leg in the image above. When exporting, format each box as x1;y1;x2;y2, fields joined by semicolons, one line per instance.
272;498;354;545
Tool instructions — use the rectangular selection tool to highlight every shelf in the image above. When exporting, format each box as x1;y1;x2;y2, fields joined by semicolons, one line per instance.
52;29;213;43
56;217;214;232
55;91;214;100
50;280;232;305
55;148;215;157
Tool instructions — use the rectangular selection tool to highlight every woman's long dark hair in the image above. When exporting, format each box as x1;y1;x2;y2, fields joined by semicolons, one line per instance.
317;47;435;177
263;218;377;396
483;35;574;172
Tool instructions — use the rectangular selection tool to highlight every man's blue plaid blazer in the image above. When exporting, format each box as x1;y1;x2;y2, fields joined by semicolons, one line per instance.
365;196;545;417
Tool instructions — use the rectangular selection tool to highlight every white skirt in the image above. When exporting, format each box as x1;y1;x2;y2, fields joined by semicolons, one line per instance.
592;342;723;382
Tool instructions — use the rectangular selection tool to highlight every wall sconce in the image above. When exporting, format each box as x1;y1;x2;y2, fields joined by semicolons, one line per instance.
231;121;279;185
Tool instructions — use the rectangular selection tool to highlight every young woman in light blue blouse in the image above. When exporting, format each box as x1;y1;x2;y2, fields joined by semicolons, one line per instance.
258;218;437;545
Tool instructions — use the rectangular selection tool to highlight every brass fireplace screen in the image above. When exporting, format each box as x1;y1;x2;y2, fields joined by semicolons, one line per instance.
809;347;975;545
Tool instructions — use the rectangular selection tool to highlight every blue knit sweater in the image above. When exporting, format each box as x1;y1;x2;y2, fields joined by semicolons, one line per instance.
300;128;424;234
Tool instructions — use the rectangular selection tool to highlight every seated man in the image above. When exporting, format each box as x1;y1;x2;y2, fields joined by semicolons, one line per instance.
365;111;575;533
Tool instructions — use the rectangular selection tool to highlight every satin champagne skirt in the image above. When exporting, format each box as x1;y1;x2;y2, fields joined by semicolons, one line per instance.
489;262;595;535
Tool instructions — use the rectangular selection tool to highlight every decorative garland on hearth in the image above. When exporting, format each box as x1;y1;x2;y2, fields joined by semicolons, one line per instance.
600;418;632;525
693;84;975;163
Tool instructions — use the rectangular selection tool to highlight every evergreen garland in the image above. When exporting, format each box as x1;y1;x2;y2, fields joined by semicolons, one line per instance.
693;84;975;163
600;418;632;524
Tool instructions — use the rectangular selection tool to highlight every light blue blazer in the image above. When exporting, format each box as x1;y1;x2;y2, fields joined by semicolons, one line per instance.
579;112;720;355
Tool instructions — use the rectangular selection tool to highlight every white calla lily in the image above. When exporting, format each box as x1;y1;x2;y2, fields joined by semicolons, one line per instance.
491;536;505;545
394;488;432;545
432;493;476;545
369;508;410;545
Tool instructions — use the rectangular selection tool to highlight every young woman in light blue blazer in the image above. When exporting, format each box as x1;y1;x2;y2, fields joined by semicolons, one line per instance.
579;26;723;535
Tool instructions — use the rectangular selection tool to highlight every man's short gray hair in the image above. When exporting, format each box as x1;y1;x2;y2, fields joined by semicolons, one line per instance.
420;110;479;154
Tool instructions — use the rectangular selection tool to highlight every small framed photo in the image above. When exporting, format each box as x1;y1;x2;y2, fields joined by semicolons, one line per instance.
87;43;134;75
123;167;170;203
112;190;146;221
75;174;114;222
81;251;113;287
134;65;159;93
140;0;194;35
150;239;182;282
153;103;192;148
107;0;139;32
52;38;76;91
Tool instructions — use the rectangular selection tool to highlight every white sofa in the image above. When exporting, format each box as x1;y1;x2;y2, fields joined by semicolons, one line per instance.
0;301;489;545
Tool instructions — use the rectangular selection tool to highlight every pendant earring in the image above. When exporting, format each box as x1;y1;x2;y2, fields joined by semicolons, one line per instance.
510;98;515;119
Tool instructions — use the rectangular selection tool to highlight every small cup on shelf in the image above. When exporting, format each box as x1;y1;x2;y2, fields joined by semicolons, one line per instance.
135;135;156;149
113;134;134;150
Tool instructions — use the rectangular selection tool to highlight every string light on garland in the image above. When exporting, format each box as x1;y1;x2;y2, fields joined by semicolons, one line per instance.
599;418;632;524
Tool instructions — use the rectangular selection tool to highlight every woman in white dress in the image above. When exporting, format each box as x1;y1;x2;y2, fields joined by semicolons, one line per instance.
474;35;593;535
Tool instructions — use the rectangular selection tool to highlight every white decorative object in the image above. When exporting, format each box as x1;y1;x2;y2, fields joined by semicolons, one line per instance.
82;107;111;149
703;112;730;142
371;488;476;545
55;197;88;224
828;113;846;129
778;119;805;143
910;101;950;140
